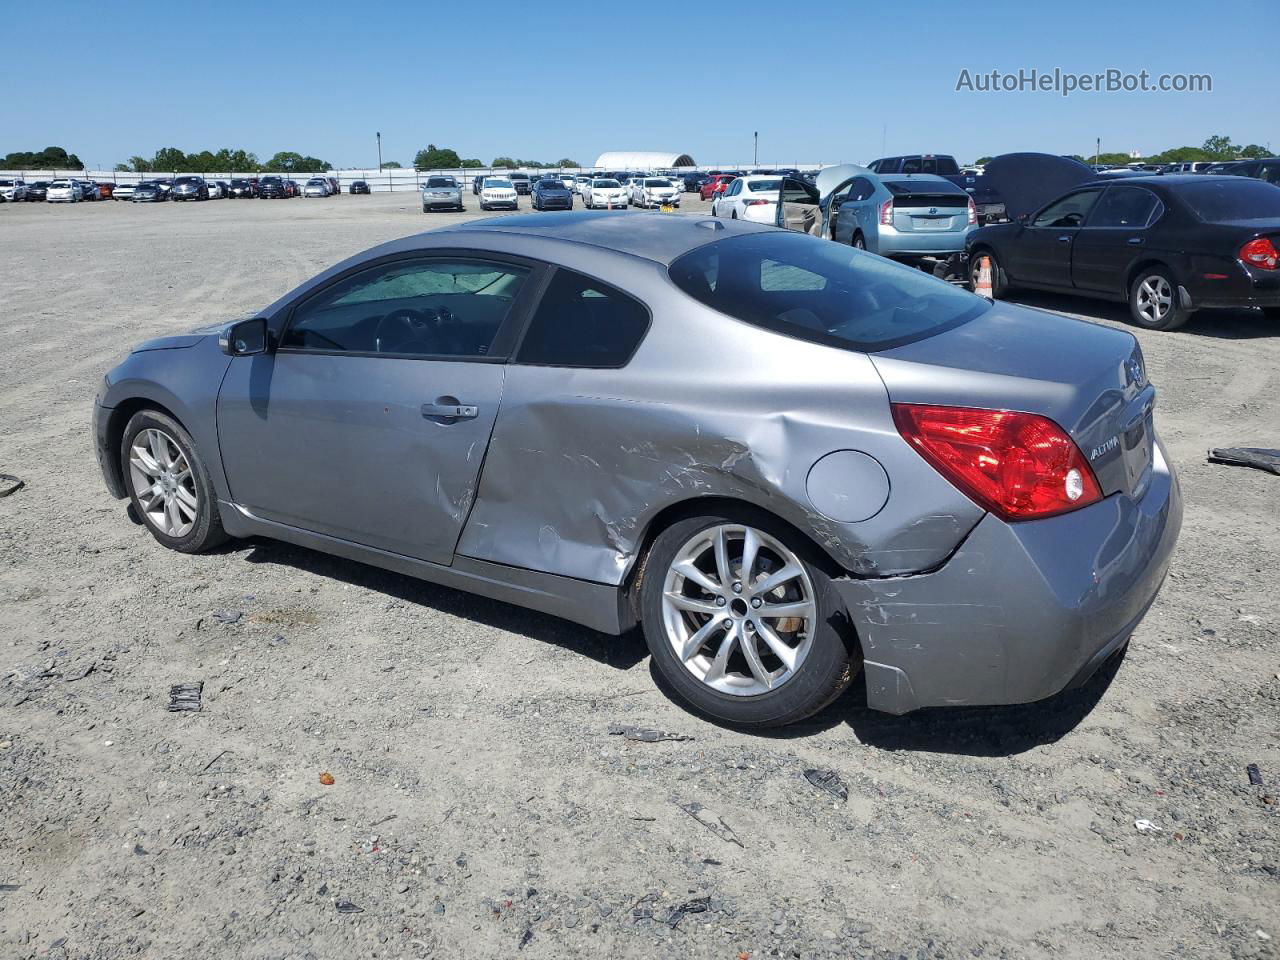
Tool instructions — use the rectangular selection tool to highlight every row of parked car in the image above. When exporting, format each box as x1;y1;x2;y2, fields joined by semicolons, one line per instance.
2;174;373;203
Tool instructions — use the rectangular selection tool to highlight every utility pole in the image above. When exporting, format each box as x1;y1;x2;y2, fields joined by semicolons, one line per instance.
753;131;758;167
1094;137;1100;167
377;132;383;171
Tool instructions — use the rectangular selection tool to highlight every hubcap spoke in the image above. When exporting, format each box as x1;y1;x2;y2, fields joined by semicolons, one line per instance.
712;527;732;588
752;562;802;597
757;599;813;620
681;614;727;662
664;591;723;615
739;527;760;586
702;625;738;685
738;627;773;688
674;558;722;596
755;620;798;671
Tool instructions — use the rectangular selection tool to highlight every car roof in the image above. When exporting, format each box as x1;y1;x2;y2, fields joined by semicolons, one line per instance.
436;211;775;265
879;173;954;185
1078;174;1242;189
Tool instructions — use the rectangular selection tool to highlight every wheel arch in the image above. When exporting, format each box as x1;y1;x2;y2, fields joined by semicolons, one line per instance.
1125;258;1178;298
103;396;185;495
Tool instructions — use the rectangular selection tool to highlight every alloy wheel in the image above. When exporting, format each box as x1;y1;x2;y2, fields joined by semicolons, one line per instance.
1136;275;1172;324
128;428;198;538
661;524;816;696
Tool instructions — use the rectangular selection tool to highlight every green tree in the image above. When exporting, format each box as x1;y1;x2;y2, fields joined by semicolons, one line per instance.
459;158;483;168
1201;135;1236;160
2;146;82;168
151;147;188;172
491;156;517;169
1238;144;1269;159
263;151;331;172
1094;152;1133;166
414;144;465;169
127;155;153;172
382;160;403;169
974;156;994;166
555;158;580;168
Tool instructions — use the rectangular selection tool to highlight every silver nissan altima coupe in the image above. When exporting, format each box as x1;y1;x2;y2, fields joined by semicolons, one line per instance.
93;212;1181;727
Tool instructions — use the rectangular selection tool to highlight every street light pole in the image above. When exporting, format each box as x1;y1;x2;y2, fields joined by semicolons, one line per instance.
377;132;383;172
753;131;758;167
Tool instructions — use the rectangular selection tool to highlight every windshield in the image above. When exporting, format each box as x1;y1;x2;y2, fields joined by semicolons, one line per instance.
745;178;782;192
593;179;620;188
1178;179;1280;221
51;180;71;187
486;180;513;188
538;180;565;188
426;177;455;187
668;232;986;352
644;179;672;187
307;179;325;185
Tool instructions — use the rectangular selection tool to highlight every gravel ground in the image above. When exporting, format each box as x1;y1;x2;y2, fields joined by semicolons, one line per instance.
1;191;1277;960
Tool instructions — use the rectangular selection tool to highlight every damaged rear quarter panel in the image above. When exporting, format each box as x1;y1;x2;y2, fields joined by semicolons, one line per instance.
455;258;983;584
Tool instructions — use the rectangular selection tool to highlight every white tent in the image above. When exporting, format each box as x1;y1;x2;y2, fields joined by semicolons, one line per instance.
594;151;696;169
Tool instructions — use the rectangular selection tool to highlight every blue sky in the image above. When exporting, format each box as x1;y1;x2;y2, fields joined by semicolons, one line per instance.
3;0;1274;168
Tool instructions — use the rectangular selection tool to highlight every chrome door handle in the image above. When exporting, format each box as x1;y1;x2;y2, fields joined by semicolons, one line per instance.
1057;235;1072;243
1126;236;1144;245
421;401;478;420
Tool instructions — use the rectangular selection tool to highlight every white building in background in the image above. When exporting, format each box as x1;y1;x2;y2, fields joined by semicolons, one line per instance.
594;151;696;169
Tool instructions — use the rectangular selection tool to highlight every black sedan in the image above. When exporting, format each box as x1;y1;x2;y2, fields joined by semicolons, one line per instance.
25;181;50;201
966;176;1280;330
530;177;573;210
350;180;370;194
1222;157;1280;186
131;181;168;203
228;179;256;198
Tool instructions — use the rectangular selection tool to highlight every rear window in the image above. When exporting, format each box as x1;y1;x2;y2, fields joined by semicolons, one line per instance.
426;177;455;187
899;156;960;175
1177;179;1280;221
517;268;650;368
668;232;986;352
745;178;782;192
644;179;671;187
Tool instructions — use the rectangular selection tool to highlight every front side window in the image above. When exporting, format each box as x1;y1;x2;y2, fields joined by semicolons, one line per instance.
669;232;986;353
517;268;649;368
1033;190;1102;227
1088;186;1161;228
282;258;530;358
780;178;818;206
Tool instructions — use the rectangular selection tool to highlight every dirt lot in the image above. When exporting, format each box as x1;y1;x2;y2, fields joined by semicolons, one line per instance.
1;191;1277;960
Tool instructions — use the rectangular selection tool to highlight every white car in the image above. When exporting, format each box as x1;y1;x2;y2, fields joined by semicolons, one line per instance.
0;178;28;202
479;178;519;211
629;176;680;208
303;178;329;197
573;175;593;196
46;180;80;203
711;174;784;222
582;178;628;209
113;182;138;201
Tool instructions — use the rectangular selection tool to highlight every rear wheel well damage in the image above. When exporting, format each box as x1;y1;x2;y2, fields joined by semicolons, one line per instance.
103;397;183;495
621;496;849;619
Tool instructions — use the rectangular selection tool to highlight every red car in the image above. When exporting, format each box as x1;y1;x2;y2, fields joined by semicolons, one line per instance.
699;174;737;201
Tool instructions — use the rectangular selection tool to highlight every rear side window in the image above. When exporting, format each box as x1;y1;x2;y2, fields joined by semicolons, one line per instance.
669;232;986;352
1178;180;1280;220
517;268;650;367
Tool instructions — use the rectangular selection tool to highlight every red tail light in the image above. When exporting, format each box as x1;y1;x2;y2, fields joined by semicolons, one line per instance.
891;403;1103;521
1240;236;1278;270
967;196;978;225
744;199;770;206
879;198;893;226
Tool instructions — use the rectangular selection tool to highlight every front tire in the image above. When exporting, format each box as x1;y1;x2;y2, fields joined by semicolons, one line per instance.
121;409;228;554
637;511;856;728
968;248;1009;298
1130;266;1191;331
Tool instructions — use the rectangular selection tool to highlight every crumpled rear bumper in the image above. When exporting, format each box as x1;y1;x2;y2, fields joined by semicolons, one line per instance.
832;441;1182;714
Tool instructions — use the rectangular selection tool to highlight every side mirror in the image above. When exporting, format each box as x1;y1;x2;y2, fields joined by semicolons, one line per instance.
219;317;269;357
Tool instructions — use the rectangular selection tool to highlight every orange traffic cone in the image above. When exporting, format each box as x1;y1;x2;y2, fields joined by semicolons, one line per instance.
973;255;993;297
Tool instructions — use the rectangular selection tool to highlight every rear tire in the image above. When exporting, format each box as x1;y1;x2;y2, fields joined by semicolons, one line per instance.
637;510;856;728
851;232;865;250
1129;266;1191;331
121;409;229;554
